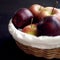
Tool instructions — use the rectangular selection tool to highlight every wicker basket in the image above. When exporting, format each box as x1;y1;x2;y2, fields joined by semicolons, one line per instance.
8;20;60;59
16;41;60;59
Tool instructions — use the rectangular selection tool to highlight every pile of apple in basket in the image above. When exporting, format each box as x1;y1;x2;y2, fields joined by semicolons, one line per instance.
12;3;60;36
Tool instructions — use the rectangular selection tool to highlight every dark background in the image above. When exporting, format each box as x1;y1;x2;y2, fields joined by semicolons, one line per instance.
0;0;60;60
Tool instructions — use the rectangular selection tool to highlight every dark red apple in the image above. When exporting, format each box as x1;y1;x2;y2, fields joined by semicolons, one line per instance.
37;16;60;36
12;8;34;28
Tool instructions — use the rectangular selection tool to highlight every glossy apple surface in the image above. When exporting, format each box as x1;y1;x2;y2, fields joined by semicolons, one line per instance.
12;8;34;28
29;4;44;18
37;16;60;36
38;7;60;20
22;24;37;36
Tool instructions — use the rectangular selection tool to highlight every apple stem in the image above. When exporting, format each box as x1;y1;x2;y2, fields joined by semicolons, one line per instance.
51;0;58;14
39;7;41;10
31;18;33;28
51;7;54;14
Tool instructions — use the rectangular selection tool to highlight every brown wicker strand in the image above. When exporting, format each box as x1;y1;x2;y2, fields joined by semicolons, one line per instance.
16;41;60;59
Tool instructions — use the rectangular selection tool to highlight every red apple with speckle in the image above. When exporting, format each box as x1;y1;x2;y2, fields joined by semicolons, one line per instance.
29;4;44;18
38;7;60;21
22;24;37;36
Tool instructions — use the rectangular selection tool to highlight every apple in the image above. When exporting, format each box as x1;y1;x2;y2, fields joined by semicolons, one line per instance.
22;24;37;36
29;4;44;18
38;7;60;20
37;16;60;36
12;8;34;28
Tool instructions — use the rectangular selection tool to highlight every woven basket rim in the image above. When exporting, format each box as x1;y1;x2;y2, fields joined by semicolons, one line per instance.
8;19;60;49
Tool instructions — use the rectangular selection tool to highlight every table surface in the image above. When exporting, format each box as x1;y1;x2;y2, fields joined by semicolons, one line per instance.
0;0;60;60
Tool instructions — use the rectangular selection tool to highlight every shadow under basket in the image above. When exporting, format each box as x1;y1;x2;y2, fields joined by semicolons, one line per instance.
16;41;60;59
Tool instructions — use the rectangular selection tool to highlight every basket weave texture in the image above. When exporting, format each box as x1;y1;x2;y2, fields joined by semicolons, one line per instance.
16;41;60;59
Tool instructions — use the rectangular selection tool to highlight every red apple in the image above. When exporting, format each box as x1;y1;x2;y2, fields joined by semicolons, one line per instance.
37;16;60;36
38;7;60;20
29;4;44;18
12;8;34;28
22;24;37;36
